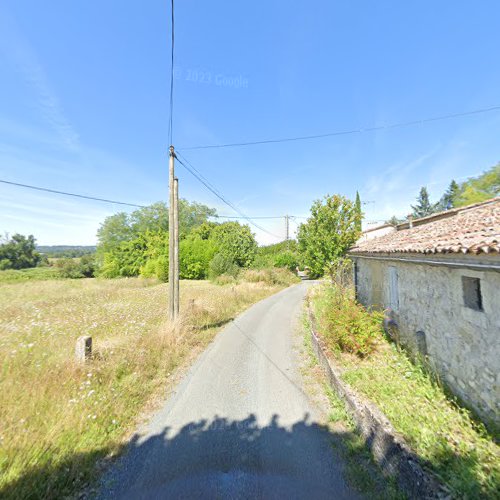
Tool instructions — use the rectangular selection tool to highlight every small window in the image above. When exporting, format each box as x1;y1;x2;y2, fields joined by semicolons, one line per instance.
462;276;483;311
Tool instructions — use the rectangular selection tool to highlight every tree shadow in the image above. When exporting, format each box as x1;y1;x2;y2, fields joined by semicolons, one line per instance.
2;414;365;500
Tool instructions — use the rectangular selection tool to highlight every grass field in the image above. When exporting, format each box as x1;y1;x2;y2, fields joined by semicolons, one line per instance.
0;267;62;283
0;275;293;498
309;283;500;499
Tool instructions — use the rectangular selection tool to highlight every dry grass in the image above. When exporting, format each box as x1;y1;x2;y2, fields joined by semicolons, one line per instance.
0;277;288;498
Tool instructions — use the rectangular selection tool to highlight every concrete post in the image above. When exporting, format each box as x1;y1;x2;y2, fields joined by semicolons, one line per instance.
75;336;92;363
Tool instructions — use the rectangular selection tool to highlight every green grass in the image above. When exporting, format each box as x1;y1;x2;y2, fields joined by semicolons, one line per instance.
310;284;500;498
301;313;403;499
0;277;288;498
0;267;62;283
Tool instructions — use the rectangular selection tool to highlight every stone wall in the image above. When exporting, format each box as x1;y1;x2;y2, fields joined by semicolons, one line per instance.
353;255;500;427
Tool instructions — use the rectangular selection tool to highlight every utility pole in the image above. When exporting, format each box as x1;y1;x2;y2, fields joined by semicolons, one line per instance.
168;145;176;320
173;177;180;317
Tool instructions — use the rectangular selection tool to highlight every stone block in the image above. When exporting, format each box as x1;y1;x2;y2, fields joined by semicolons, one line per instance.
75;336;92;363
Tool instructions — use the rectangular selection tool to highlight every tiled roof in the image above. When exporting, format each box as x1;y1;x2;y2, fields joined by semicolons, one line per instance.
350;198;500;255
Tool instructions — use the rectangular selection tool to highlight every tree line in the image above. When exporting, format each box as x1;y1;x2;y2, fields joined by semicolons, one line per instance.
8;161;496;280
0;192;363;282
386;162;499;224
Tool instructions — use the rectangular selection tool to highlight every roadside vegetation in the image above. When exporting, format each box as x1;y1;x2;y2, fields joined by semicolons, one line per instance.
0;274;296;498
300;316;402;499
308;279;500;498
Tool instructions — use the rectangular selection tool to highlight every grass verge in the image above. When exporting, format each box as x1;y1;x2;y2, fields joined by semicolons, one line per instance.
0;277;289;498
301;313;403;499
309;283;500;498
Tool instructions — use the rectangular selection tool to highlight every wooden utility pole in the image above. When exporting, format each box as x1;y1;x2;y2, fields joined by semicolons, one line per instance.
168;145;176;319
285;214;289;247
173;177;180;317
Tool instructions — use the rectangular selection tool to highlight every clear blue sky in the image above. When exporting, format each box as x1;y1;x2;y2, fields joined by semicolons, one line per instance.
1;1;499;245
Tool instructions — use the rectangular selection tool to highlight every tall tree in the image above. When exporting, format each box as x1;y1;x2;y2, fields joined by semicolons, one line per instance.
297;194;361;280
355;191;362;232
439;180;460;210
0;234;41;270
411;187;438;218
453;163;500;207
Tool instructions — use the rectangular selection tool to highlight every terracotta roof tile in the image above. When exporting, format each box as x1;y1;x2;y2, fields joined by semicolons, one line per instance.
350;198;500;255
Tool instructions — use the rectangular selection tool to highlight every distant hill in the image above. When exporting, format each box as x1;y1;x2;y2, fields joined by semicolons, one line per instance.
37;245;96;258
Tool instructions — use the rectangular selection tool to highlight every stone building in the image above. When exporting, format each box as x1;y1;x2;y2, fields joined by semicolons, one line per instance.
349;198;500;426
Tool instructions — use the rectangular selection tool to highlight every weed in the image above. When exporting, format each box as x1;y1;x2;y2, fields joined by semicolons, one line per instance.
0;277;287;498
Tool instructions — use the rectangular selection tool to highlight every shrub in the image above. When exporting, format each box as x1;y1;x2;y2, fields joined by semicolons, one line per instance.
209;253;240;280
240;268;299;287
273;251;299;271
213;274;237;286
313;284;383;357
56;255;96;279
179;237;218;280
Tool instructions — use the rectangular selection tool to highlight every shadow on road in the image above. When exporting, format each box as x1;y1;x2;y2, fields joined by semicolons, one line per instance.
1;414;370;499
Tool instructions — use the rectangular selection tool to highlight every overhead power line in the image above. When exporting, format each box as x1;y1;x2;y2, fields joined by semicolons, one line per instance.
175;152;282;239
214;215;287;220
168;0;175;145
0;178;308;222
0;179;148;208
180;104;500;151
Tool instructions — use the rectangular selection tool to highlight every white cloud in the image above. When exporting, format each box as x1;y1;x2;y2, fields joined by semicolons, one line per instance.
0;7;80;151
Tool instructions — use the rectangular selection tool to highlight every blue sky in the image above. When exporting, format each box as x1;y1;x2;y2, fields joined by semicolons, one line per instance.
1;1;499;245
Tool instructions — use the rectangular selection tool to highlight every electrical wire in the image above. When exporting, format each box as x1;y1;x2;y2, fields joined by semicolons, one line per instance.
179;104;500;151
0;179;148;208
213;215;286;220
0;178;309;221
168;0;175;146
175;152;282;239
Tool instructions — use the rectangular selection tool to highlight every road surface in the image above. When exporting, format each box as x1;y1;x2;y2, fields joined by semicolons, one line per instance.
97;283;359;499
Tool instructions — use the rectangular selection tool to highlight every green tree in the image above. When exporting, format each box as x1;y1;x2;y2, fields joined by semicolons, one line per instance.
96;199;216;279
211;221;257;268
0;234;41;270
439;180;460;210
411;187;439;218
297;194;361;280
179;236;218;279
453;163;500;207
355;191;362;232
385;215;405;226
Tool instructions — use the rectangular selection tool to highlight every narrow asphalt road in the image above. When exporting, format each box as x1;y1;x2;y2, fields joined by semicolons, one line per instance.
97;283;359;499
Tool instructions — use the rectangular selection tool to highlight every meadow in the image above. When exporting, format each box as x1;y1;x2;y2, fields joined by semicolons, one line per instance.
0;273;295;498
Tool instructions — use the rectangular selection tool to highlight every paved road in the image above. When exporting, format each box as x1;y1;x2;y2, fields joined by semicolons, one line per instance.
98;283;359;499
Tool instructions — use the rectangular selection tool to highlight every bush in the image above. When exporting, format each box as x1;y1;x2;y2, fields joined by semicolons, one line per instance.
213;274;237;286
209;253;240;280
240;268;299;287
56;255;96;279
313;284;383;357
273;251;299;271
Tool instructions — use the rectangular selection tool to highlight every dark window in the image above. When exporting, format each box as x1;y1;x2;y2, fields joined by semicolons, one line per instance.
462;276;483;311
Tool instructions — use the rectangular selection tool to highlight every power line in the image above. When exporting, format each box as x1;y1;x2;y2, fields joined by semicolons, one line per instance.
180;104;500;151
175;152;282;239
0;179;148;208
213;215;286;220
0;178;310;223
168;0;175;146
